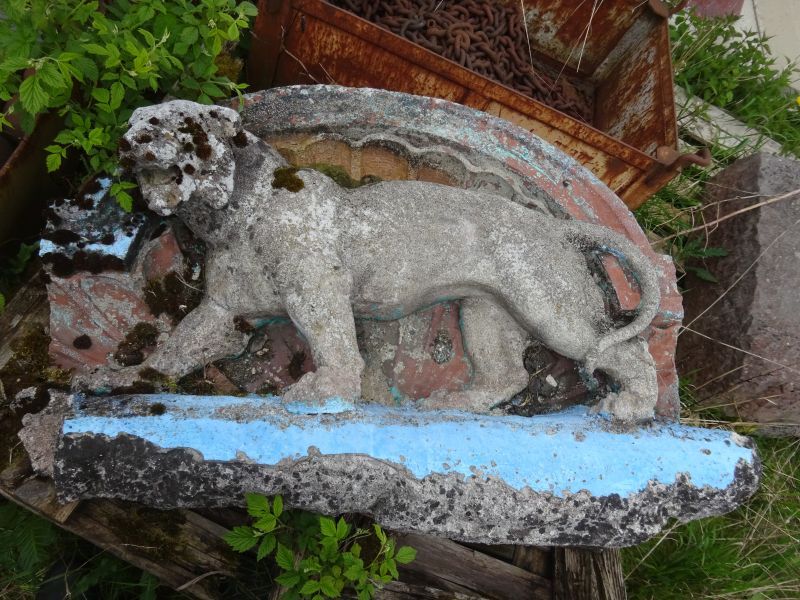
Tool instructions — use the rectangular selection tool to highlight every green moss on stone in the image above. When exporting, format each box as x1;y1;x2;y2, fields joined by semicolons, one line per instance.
271;167;305;192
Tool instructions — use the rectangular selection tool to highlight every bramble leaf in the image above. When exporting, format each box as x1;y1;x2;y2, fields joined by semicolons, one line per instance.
19;75;48;115
320;517;337;538
254;514;276;533
336;517;348;540
46;152;61;172
319;575;339;598
224;526;258;553
395;546;417;564
245;493;270;517
276;543;295;570
275;571;301;587
91;87;109;103
300;580;320;595
256;533;276;561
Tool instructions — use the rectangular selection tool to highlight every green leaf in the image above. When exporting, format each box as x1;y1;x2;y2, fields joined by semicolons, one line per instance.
245;492;270;517
19;75;49;115
275;571;301;587
300;580;320;595
395;546;417;564
1;56;30;72
385;558;398;579
46;152;61;172
254;514;276;533
226;23;239;40
320;517;337;538
110;82;124;110
698;246;728;258
224;526;259;552
336;517;348;540
91;87;109;103
239;2;259;17
180;27;199;45
73;56;99;82
373;524;387;545
37;63;65;91
273;495;283;517
688;266;718;283
343;564;363;581
83;43;109;55
200;81;223;97
138;28;155;47
276;543;295;570
256;533;276;561
319;576;340;598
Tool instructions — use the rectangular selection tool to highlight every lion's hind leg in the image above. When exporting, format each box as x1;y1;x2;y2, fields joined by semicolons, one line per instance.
590;338;657;422
421;298;529;412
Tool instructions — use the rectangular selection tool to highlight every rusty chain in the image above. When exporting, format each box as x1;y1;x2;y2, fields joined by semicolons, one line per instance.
328;0;593;121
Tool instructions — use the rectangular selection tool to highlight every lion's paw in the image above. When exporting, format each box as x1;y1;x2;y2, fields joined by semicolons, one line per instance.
592;391;654;423
281;367;360;413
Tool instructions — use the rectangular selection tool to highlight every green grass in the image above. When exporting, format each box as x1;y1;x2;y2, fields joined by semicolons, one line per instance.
623;436;800;599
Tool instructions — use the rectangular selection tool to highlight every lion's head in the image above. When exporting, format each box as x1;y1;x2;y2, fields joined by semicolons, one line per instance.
120;100;244;215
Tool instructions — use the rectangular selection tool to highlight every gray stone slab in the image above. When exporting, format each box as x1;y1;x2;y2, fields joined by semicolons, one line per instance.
678;153;800;434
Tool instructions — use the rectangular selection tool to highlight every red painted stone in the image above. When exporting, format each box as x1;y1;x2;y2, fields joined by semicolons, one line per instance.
48;229;185;372
386;303;471;400
216;321;316;393
48;272;157;371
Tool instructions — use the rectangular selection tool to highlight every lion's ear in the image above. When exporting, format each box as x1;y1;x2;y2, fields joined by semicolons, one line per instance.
205;106;242;140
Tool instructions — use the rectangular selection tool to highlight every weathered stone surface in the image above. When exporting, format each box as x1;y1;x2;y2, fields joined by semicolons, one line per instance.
678;153;800;433
18;391;71;477
54;394;760;547
78;94;667;421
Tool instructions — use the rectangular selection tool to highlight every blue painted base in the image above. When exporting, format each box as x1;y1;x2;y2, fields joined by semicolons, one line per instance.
55;394;760;546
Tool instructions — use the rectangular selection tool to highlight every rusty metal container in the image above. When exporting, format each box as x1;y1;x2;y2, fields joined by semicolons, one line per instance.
249;0;707;209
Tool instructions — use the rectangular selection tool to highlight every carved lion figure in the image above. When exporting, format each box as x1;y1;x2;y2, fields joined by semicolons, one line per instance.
90;99;662;421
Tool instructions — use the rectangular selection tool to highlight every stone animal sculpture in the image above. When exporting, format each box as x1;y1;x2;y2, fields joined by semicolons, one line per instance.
87;99;662;421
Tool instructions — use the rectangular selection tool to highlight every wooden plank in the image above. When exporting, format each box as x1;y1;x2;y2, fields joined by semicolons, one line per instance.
375;580;485;599
10;476;79;523
393;532;552;600
554;548;626;600
0;266;48;367
512;545;553;580
0;476;233;600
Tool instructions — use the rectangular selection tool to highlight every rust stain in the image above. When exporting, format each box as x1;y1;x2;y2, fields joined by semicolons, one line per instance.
257;0;685;208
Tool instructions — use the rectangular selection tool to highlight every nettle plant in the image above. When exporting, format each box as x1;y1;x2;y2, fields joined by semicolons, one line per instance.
0;0;258;210
225;494;417;600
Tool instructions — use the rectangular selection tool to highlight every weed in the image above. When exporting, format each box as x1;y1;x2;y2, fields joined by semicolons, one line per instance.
0;499;173;599
670;11;800;157
225;493;417;599
623;436;800;599
0;0;258;210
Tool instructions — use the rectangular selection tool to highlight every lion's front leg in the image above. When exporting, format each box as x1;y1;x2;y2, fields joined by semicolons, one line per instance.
144;297;250;378
277;261;364;411
73;297;249;393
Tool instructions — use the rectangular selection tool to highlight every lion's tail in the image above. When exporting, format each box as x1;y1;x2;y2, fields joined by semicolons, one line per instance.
564;220;661;372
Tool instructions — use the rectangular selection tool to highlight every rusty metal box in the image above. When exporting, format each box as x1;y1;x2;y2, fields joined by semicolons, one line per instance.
249;0;706;208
